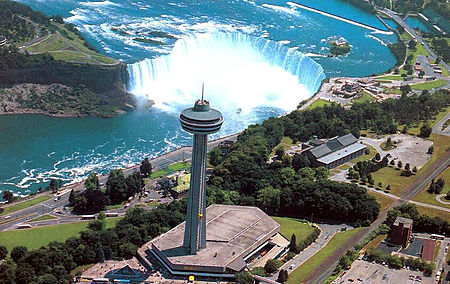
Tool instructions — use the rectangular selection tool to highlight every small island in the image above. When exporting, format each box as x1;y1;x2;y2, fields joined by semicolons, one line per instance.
329;40;350;56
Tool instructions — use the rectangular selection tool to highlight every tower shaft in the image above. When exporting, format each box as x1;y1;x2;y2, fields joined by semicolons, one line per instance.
183;134;208;254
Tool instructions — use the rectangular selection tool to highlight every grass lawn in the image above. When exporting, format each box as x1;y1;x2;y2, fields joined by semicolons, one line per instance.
30;214;57;222
369;191;396;212
0;218;120;253
351;144;376;163
338;164;351;171
167;161;190;172
371;166;415;196
25;23;116;65
376;75;403;81
173;173;190;193
0;195;51;216
150;169;170;179
363;234;387;252
380;141;396;151
287;228;363;284
411;79;447;90
353;92;375;104
413;168;449;209
105;202;125;210
272;217;314;245
417;205;450;222
270;136;295;156
306;99;332;110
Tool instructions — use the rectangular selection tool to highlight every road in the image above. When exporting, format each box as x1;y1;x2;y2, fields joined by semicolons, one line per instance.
0;133;238;231
433;113;450;136
378;8;449;71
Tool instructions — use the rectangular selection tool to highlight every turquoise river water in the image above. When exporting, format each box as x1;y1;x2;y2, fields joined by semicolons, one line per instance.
1;0;398;195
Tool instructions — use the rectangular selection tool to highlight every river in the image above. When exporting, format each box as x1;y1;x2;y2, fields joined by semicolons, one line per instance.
1;0;397;195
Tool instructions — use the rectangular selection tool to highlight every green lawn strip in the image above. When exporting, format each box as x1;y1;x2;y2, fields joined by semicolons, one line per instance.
411;79;447;90
287;228;363;284
368;191;396;212
30;214;57;222
150;169;170;179
439;64;448;77
353;92;375;104
51;50;89;61
434;241;441;262
270;136;295;156
0;195;51;216
0;218;120;253
105;202;125;210
416;205;450;222
167;161;190;172
413;168;449;209
306;99;332;110
350;144;376;164
371;166;415;196
272;216;315;245
338;164;351;171
363;234;387;252
376;75;403;81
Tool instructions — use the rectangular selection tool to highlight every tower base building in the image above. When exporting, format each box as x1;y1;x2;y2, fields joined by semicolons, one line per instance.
138;204;288;278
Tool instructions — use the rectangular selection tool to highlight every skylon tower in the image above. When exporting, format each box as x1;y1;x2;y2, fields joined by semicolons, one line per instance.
179;87;223;255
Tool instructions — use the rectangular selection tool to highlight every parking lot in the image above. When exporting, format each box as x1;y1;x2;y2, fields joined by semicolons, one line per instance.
335;260;433;284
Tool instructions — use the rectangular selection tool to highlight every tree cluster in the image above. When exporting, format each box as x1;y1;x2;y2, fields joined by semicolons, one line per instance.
428;178;446;194
289;228;320;254
70;171;144;214
387;203;450;235
0;203;186;284
366;249;434;275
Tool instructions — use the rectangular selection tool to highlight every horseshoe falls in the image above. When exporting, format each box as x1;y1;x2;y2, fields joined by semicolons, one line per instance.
127;32;325;132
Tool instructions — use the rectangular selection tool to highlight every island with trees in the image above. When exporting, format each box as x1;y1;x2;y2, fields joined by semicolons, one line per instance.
329;40;351;56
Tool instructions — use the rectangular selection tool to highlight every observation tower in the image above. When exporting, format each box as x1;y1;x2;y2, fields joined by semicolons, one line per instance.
179;86;223;254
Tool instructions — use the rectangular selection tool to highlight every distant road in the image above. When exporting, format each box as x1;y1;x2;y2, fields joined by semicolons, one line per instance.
0;133;239;231
433;113;450;136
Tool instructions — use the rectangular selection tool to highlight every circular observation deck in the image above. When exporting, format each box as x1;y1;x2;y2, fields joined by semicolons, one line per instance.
180;100;223;135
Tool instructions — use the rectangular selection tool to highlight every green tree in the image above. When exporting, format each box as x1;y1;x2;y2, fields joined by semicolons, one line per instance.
419;124;432;138
264;259;278;274
68;189;76;205
427;145;434;154
412;166;417;173
400;84;411;95
209;147;223;167
2;190;14;203
397;160;403;169
236;271;254;284
11;246;27;263
378;182;383;188
405;163;410;171
314;166;329;180
106;169;127;204
85;172;99;191
289;234;298;253
390;160;395;166
277;269;289;283
139;158;153;177
37;274;58;284
386;185;391;191
275;146;285;160
0;245;7;260
256;186;281;214
375;153;381;161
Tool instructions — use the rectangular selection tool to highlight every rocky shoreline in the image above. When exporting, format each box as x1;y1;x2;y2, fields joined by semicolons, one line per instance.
0;83;136;118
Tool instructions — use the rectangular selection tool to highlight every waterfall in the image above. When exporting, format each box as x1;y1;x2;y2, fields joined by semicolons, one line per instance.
127;32;325;131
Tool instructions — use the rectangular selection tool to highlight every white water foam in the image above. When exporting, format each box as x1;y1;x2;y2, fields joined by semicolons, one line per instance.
127;32;325;118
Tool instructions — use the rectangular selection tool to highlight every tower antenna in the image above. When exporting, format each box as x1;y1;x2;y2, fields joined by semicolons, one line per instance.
201;82;204;102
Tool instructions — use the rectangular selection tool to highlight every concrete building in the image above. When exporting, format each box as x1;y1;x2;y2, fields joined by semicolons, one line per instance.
390;216;413;248
301;133;366;169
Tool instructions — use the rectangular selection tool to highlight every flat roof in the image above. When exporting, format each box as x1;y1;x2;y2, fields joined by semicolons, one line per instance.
148;204;280;273
317;142;366;164
394;216;414;228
